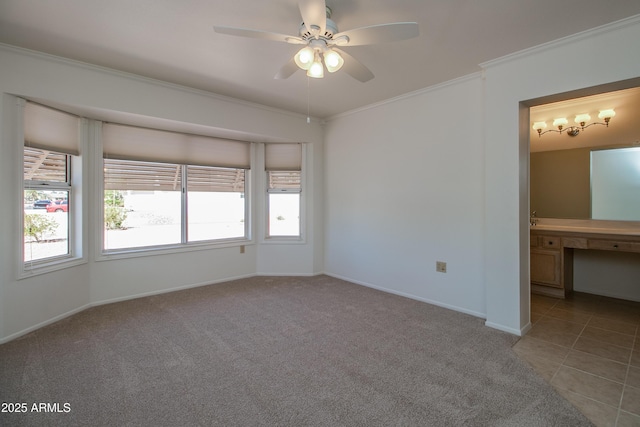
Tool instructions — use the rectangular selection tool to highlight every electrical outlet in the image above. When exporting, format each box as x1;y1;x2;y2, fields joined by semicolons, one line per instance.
240;245;245;254
436;261;447;273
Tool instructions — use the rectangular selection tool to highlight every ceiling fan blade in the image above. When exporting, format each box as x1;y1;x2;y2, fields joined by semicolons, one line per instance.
214;25;304;44
333;22;419;46
333;48;374;83
274;58;299;79
298;0;326;37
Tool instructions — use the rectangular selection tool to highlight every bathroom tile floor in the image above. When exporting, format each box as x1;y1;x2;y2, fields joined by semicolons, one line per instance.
513;292;640;427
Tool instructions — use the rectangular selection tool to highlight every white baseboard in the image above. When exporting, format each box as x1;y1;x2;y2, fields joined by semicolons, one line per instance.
485;320;529;337
0;303;92;345
324;272;488;320
90;273;256;307
1;273;257;344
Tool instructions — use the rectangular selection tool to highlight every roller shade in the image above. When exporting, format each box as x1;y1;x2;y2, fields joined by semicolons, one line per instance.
103;123;251;169
24;101;79;156
265;143;302;171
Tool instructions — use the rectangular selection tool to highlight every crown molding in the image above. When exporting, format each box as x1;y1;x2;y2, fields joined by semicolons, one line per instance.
0;42;316;123
480;14;640;70
325;72;483;122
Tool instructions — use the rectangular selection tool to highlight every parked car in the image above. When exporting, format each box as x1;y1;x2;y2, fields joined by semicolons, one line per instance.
46;200;68;213
33;199;52;209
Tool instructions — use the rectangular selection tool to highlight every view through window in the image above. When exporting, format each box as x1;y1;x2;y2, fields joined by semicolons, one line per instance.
23;147;71;262
103;159;246;250
268;171;301;237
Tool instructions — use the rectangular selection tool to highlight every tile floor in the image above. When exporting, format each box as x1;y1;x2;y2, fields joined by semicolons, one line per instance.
513;292;640;427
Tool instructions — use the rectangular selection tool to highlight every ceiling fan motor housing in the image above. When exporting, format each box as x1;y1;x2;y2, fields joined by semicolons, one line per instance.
299;7;338;40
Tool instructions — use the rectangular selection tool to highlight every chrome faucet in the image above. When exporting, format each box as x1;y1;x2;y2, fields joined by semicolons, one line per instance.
530;211;538;226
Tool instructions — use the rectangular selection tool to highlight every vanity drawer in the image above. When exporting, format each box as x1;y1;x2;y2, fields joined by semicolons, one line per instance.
588;239;640;253
562;237;588;249
531;235;561;249
540;236;561;249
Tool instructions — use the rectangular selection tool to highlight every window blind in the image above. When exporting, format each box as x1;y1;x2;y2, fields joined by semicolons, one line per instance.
187;165;245;193
268;171;301;192
103;123;251;169
24;147;68;183
24;101;79;156
104;160;246;193
265;143;302;171
104;159;182;191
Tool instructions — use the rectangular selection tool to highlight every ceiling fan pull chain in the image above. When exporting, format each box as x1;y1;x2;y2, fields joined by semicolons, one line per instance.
307;75;311;124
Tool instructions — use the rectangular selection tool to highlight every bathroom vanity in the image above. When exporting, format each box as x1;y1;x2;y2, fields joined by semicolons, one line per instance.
530;219;640;298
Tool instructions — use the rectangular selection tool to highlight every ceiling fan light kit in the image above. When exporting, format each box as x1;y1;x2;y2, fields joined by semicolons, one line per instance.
213;0;419;82
294;44;344;77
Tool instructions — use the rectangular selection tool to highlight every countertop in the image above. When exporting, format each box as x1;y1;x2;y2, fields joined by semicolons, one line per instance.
530;218;640;236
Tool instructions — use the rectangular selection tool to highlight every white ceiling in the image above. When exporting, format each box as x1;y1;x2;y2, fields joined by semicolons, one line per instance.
1;0;640;119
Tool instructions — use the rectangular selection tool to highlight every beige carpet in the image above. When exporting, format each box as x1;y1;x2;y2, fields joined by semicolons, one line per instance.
0;275;591;426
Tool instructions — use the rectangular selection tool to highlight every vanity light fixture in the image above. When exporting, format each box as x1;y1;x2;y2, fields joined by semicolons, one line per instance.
533;109;616;137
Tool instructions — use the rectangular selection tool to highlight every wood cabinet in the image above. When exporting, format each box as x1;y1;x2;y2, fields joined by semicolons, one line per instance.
530;233;572;298
530;227;640;298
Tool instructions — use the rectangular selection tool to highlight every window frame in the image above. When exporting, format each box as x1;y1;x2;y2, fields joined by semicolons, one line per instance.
17;99;87;278
263;143;306;243
97;122;253;260
266;171;302;239
23;148;73;263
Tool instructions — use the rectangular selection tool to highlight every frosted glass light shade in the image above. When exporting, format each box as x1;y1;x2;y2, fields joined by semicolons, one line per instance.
532;121;547;131
553;118;568;128
294;47;314;70
574;113;591;124
324;50;344;73
598;109;616;120
307;60;324;78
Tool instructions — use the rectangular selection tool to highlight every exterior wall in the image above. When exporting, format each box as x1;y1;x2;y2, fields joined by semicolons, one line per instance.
0;45;324;342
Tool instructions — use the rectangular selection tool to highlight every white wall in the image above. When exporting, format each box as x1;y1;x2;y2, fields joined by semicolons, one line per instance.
483;16;640;333
0;44;324;342
324;75;487;318
325;16;640;335
574;251;640;302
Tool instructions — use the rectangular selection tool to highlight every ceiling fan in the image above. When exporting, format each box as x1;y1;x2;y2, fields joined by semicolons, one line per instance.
213;0;419;82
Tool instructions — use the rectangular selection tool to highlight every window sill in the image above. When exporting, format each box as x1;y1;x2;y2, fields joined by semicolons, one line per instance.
19;255;87;280
262;236;306;245
97;238;253;261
